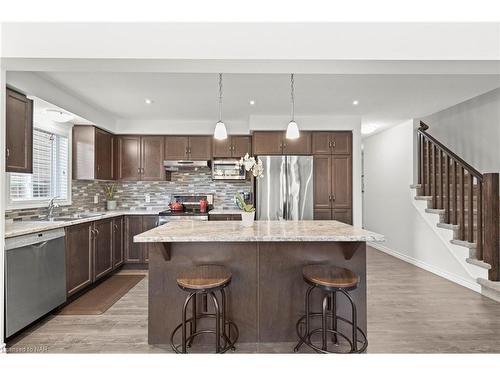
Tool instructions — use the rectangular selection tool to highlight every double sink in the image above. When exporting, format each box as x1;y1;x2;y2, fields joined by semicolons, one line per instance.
30;213;106;222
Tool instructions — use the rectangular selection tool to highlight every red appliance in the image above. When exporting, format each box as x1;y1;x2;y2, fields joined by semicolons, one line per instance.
199;199;208;213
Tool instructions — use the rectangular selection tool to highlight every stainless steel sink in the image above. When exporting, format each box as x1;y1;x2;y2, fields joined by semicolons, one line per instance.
30;217;76;222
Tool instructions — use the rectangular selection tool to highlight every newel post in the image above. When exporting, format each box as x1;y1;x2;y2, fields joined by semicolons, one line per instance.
483;173;499;281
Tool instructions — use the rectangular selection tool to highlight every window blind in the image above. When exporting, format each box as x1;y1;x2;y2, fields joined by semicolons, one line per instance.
9;128;69;202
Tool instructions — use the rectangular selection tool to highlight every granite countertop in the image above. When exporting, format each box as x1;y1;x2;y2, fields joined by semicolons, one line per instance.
5;209;163;238
134;220;385;243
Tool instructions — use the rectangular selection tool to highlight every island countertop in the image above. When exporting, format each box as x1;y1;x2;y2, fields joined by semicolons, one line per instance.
134;220;384;243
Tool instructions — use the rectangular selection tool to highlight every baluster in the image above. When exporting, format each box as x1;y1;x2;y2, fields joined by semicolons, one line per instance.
417;133;422;185
445;155;450;223
468;174;474;243
452;161;457;225
431;144;437;208
483;173;499;281
438;149;443;209
460;167;465;241
420;134;425;193
476;180;483;260
426;139;431;196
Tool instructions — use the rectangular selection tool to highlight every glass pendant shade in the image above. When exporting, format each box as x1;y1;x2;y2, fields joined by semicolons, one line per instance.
214;120;228;140
286;121;300;140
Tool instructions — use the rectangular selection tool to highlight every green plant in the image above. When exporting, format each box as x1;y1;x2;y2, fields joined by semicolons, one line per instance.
103;184;117;200
235;193;255;212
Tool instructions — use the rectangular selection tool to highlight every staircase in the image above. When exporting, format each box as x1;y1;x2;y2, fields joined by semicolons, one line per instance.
413;121;500;301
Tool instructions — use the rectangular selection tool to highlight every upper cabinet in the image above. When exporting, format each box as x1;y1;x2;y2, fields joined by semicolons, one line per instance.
6;88;33;173
252;131;311;155
312;131;352;155
116;135;165;181
164;136;212;161
213;135;252;158
73;125;114;180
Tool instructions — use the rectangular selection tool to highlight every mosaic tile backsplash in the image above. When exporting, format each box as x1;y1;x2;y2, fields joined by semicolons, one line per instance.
5;168;253;221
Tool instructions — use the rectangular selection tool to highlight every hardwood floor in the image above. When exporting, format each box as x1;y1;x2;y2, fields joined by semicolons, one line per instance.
7;247;500;353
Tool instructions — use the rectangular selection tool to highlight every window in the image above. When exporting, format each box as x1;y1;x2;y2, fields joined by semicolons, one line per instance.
7;123;72;209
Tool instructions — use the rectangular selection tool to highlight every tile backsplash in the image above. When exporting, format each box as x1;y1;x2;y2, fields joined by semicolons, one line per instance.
5;168;252;221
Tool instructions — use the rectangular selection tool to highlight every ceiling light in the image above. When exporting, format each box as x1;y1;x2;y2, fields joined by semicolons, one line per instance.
214;73;228;140
361;123;379;135
352;100;359;106
286;73;300;140
249;100;256;106
144;98;153;104
44;108;74;123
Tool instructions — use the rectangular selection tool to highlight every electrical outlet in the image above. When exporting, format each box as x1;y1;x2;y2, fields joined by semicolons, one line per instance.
94;194;99;204
145;194;150;203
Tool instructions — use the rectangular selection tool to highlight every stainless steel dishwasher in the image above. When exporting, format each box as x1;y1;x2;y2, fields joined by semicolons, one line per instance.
5;228;67;338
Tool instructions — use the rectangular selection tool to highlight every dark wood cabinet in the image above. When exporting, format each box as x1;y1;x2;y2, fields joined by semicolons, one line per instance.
165;136;212;160
213;136;252;158
117;135;164;181
125;215;158;264
6;88;33;173
332;209;353;225
208;213;242;221
253;131;311;155
313;209;332;220
65;223;93;296
73;126;114;180
93;218;113;280
112;217;124;268
331;155;352;209
312;131;352;155
313;155;333;210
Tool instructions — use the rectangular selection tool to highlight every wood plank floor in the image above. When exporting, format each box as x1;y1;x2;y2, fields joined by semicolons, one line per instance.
7;247;500;353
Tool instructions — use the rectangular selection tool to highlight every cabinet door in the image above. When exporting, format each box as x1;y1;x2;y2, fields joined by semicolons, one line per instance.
141;216;159;263
313;155;332;209
95;128;113;180
124;216;143;263
141;136;165;181
231;136;252;158
112;217;124;268
165;136;189;160
331;132;352;155
188;136;212;160
252;132;283;155
209;214;242;221
314;209;332;220
6;88;33;173
65;223;93;296
213;137;232;158
332;209;352;225
312;132;332;155
283;131;311;155
117;136;141;181
93;219;113;280
332;155;352;209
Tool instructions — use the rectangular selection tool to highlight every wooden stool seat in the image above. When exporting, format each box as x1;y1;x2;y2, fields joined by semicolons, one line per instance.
302;265;359;289
177;265;232;290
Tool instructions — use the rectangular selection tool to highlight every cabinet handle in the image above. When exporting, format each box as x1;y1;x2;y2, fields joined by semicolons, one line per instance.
328;141;332;148
283;143;287;149
94;228;100;236
332;140;336;148
114;224;119;231
332;193;336;201
6;148;9;158
137;168;141;174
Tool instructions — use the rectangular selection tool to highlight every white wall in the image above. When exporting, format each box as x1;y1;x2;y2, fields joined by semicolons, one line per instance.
116;119;249;135
420;87;500;173
363;120;474;283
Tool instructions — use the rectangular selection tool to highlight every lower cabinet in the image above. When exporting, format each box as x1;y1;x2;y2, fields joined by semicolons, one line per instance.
208;214;242;221
313;209;332;220
313;208;352;224
65;217;124;297
125;215;159;264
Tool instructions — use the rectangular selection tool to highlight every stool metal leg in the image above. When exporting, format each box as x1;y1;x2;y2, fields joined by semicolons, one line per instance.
321;294;328;351
340;289;358;352
182;292;196;354
209;292;221;353
187;294;197;348
330;292;338;344
294;285;315;352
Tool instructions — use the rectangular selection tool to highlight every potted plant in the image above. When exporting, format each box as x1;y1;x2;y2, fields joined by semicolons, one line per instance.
239;153;264;178
235;193;256;227
104;183;118;211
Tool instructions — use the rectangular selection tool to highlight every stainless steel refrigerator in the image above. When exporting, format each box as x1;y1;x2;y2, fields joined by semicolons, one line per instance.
256;155;314;220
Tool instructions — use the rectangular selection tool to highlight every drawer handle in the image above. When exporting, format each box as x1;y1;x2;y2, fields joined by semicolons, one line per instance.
31;241;48;249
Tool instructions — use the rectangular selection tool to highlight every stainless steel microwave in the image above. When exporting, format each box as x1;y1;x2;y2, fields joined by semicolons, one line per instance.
212;159;246;180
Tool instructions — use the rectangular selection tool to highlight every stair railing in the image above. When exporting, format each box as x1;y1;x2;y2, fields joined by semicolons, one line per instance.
417;121;499;281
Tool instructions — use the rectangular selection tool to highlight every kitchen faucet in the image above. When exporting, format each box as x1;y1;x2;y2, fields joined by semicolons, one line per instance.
46;197;59;219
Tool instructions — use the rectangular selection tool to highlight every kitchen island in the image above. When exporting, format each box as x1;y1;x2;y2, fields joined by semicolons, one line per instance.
134;220;383;347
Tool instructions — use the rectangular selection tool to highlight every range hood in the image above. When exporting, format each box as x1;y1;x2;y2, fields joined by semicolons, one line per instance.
164;160;210;171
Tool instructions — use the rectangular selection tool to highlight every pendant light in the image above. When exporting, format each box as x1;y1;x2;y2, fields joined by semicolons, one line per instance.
286;73;300;140
214;73;228;140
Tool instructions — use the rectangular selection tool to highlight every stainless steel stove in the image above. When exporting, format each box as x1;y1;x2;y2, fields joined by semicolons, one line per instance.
158;194;213;225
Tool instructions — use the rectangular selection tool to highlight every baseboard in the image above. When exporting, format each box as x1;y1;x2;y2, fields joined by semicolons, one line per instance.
368;242;481;293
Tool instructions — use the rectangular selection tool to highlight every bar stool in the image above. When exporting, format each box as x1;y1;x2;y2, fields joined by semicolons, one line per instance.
294;264;367;354
170;264;239;353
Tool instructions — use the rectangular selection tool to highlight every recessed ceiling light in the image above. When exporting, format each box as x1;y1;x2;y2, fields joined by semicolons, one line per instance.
145;98;153;105
44;108;74;123
352;100;359;106
249;100;256;106
361;123;379;135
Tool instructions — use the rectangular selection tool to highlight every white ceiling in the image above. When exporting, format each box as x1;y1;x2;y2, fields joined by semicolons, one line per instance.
37;72;500;133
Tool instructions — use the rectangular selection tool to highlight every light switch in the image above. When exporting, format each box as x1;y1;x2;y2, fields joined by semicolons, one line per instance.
94;194;99;204
145;194;151;203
